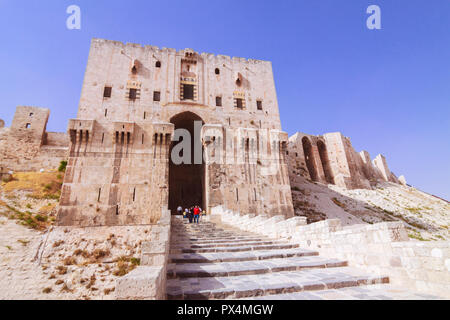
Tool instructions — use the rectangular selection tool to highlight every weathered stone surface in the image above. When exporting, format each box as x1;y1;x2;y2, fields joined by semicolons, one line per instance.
287;131;403;191
0;107;68;172
165;217;447;300
116;266;165;300
216;209;450;298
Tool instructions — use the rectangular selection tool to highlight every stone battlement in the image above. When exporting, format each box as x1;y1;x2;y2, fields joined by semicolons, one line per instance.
91;38;270;64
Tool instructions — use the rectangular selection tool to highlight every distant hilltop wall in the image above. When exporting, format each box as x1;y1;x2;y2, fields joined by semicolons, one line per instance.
287;131;403;190
0;106;69;172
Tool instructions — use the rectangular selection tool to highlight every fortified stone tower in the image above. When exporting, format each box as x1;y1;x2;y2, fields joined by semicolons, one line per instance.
57;38;294;226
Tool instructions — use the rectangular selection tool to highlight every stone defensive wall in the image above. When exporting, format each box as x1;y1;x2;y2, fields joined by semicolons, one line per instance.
287;131;403;190
0;106;69;172
210;208;450;298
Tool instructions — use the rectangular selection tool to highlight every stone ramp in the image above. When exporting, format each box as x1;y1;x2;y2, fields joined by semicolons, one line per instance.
166;217;434;300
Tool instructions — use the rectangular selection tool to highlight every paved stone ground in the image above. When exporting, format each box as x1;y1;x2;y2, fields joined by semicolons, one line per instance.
167;217;442;300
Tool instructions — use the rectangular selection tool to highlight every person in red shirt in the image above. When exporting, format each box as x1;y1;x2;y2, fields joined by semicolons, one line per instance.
193;206;200;224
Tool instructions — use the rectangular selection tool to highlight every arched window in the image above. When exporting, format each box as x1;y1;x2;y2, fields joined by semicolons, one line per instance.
155;61;161;68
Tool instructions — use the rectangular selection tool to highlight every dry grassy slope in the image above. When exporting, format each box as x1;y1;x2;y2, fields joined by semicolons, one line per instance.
0;171;63;230
290;176;449;241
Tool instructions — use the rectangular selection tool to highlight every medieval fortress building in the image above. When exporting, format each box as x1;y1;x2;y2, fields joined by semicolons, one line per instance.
2;39;449;300
0;38;405;227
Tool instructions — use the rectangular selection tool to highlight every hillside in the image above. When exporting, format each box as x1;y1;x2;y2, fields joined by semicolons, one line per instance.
290;176;449;241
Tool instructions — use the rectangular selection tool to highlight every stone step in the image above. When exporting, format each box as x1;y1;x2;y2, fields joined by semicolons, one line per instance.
171;236;268;244
170;239;283;249
171;232;253;239
167;256;345;279
169;248;319;263
172;227;252;233
170;242;300;254
239;284;441;300
166;267;389;300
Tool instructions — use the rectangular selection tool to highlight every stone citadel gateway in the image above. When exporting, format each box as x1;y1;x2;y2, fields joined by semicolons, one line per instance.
1;39;448;300
0;38;405;227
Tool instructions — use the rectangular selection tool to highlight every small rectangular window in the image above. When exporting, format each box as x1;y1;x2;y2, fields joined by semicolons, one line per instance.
182;84;194;100
257;100;263;110
235;98;243;109
153;91;160;102
129;88;137;100
25;123;31;129
104;86;112;98
216;96;222;107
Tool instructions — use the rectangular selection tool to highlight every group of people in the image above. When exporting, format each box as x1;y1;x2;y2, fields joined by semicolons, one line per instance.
177;205;205;224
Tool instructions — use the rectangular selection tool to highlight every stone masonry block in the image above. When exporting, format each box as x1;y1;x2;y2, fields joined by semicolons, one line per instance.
116;266;165;300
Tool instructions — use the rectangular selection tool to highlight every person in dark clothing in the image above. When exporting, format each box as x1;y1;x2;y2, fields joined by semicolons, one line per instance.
188;206;193;223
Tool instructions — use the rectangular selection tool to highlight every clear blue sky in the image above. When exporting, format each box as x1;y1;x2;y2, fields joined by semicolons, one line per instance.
0;0;449;200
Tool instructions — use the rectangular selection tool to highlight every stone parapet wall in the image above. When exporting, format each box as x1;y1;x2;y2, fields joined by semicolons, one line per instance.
214;210;450;298
116;208;171;300
44;132;69;147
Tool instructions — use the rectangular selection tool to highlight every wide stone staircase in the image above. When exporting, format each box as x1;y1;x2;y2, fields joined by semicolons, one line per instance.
166;217;438;300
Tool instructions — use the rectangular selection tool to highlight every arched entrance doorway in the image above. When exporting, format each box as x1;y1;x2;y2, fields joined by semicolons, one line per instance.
302;137;318;182
168;112;205;214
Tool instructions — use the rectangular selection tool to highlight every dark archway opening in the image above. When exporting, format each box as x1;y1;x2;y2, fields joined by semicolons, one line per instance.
302;137;318;182
317;140;334;184
168;112;205;214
